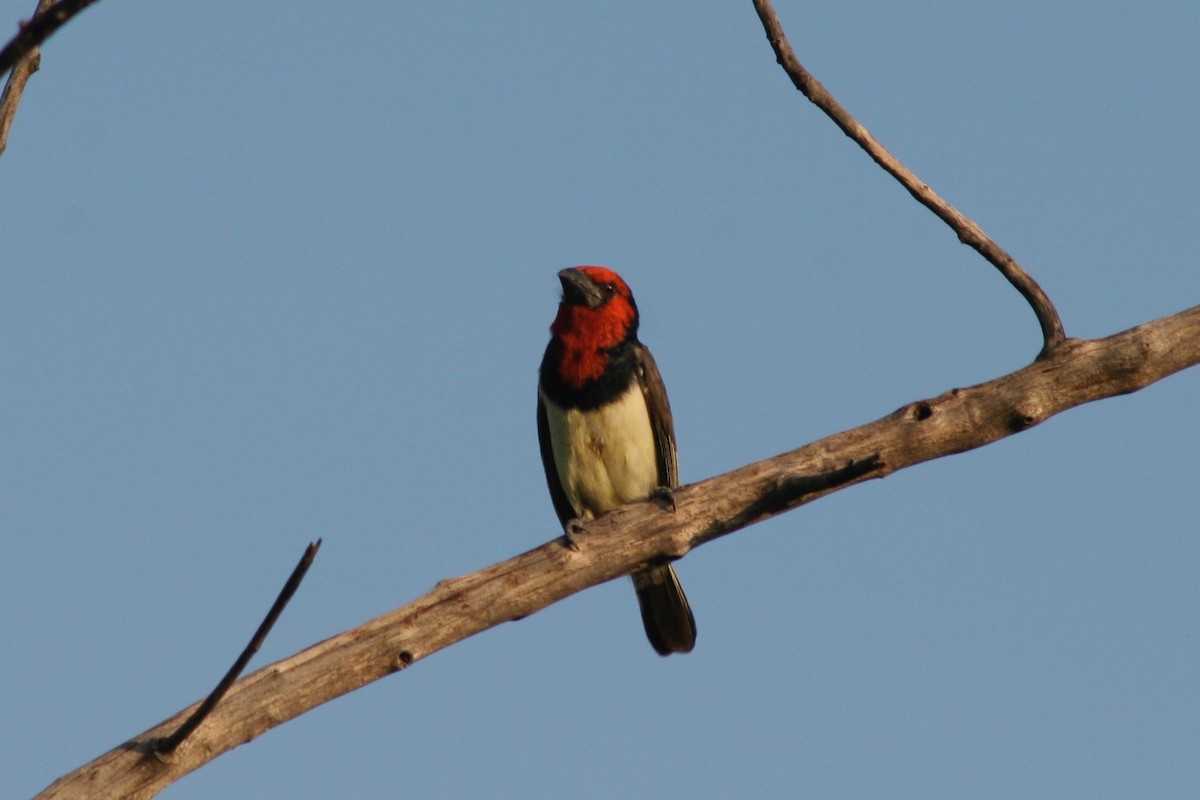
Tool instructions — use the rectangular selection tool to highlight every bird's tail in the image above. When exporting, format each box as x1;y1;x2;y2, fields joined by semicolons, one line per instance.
632;564;696;656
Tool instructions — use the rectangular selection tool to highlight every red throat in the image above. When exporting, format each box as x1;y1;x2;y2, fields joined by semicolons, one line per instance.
550;296;637;389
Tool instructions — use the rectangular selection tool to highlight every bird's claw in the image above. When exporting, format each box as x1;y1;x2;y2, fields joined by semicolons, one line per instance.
651;486;677;513
562;518;587;552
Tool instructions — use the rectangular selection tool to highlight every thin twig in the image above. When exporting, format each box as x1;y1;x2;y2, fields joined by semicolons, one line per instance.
751;0;1066;356
0;0;99;78
152;539;323;755
0;0;54;157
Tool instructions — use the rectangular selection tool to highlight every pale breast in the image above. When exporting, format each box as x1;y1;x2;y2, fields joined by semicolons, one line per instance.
543;382;660;517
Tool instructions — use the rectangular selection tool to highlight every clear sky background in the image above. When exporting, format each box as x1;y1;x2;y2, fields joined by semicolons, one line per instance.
2;2;1197;798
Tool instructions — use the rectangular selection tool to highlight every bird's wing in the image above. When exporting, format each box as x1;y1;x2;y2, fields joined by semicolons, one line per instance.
537;392;577;527
634;343;678;489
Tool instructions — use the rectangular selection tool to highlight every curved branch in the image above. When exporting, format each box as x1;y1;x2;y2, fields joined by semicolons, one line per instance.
36;304;1200;800
751;0;1066;355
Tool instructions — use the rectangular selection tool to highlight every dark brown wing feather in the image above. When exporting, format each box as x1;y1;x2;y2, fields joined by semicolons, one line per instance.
537;393;577;528
633;343;678;488
632;343;695;655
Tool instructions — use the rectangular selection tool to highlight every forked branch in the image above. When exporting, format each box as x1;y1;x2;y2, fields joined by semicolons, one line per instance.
20;5;1198;798
0;0;99;78
752;0;1066;355
0;0;53;157
151;540;322;756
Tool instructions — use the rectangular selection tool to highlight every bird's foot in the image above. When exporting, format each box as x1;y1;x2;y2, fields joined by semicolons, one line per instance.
651;485;677;513
562;517;589;552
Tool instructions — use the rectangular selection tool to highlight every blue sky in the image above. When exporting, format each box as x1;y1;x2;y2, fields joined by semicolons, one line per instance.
2;2;1198;798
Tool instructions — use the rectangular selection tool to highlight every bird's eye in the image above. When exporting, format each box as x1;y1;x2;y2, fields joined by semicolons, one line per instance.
603;282;617;296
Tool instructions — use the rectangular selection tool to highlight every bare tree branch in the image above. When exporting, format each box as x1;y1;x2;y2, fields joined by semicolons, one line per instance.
0;0;98;78
151;540;322;756
751;0;1067;355
17;4;1196;797
35;304;1200;800
0;0;53;157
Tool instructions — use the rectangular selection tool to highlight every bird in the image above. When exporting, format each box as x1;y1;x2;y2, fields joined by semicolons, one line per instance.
537;266;696;656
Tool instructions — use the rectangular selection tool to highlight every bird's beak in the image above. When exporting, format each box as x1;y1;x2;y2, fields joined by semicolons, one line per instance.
558;268;605;309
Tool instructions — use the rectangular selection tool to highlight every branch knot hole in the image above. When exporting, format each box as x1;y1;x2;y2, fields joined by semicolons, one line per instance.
1007;408;1037;432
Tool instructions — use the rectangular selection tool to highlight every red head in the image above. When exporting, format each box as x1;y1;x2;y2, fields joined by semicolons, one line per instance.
549;266;640;388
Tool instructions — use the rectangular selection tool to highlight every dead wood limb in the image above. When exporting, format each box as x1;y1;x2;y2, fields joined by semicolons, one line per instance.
0;0;99;78
151;540;322;757
751;0;1067;355
35;303;1200;800
0;0;54;157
